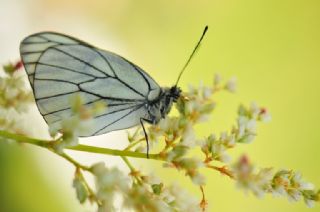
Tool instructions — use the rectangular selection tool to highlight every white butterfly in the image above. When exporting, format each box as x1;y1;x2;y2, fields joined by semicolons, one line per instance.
20;27;208;155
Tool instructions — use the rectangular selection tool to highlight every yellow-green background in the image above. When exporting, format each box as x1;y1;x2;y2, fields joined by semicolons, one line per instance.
0;0;319;211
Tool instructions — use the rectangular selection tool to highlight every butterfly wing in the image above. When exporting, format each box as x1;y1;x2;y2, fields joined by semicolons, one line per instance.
20;32;161;136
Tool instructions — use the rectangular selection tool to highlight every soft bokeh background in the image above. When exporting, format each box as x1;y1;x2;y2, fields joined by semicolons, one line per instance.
1;0;319;211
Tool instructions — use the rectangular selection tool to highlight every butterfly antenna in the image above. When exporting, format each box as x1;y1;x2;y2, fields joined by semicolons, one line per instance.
175;25;209;86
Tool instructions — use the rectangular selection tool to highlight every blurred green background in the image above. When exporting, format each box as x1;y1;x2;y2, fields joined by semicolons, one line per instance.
1;0;319;211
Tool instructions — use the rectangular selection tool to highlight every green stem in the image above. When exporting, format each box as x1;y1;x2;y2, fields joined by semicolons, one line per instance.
0;130;162;160
66;144;161;160
0;130;49;147
121;156;143;185
76;168;102;206
124;138;144;151
121;156;136;171
58;152;91;171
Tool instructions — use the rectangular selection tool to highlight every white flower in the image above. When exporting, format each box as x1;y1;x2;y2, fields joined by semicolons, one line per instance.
272;186;287;197
225;77;236;93
181;124;196;147
305;199;315;208
91;162;107;176
287;189;301;202
237;116;249;136
145;173;162;185
214;73;222;87
4;87;18;99
300;182;315;190
202;86;212;99
260;110;272;122
92;162;130;211
246;119;257;133
250;102;260;118
191;172;206;185
219;153;231;163
160;187;175;203
225;134;236;147
220;131;227;141
187;84;197;95
165;183;202;212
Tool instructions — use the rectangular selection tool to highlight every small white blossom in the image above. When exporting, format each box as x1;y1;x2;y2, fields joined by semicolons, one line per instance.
260;110;272;122
202;86;212;99
287;189;302;202
163;183;202;212
300;182;315;190
305;199;315;208
145;173;162;185
91;162;130;211
191;172;206;186
250;102;260;118
231;157;319;208
181;124;196;147
214;73;222;87
225;77;237;93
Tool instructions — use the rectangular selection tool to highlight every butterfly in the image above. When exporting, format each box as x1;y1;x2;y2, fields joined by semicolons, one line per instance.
19;26;208;157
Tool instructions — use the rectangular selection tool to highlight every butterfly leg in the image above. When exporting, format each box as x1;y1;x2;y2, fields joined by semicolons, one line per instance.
140;118;155;159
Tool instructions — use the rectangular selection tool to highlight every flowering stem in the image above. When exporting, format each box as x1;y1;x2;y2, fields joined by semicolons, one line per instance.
206;165;234;179
67;144;161;160
124;138;144;151
75;167;102;206
200;186;207;211
121;156;135;171
121;156;143;185
0;130;237;179
58;152;91;171
0;130;48;147
0;130;162;160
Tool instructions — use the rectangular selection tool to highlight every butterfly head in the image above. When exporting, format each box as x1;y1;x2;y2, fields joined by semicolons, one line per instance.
169;86;181;102
159;86;181;118
147;86;181;124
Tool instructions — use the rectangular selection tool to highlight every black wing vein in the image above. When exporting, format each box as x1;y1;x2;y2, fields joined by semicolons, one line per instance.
43;100;136;116
89;47;147;98
93;104;145;135
32;62;101;79
50;47;109;77
36;90;79;101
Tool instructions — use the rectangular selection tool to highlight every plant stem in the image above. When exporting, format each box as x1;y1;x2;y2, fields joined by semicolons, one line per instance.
206;165;234;179
0;130;162;160
58;152;91;171
121;156;143;185
66;144;161;160
124;138;144;151
199;186;207;211
75;168;102;206
121;156;136;171
0;130;48;147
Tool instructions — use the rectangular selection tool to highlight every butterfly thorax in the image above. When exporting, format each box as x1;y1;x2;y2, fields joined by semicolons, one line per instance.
146;86;181;124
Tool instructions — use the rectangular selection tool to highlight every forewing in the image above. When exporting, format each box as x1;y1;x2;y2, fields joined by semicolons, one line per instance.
20;32;160;136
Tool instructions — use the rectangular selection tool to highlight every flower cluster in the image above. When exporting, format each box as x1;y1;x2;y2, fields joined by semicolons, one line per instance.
0;62;33;133
91;162;129;211
127;76;238;187
201;102;271;163
0;61;319;211
49;95;106;152
74;161;202;212
232;155;320;207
